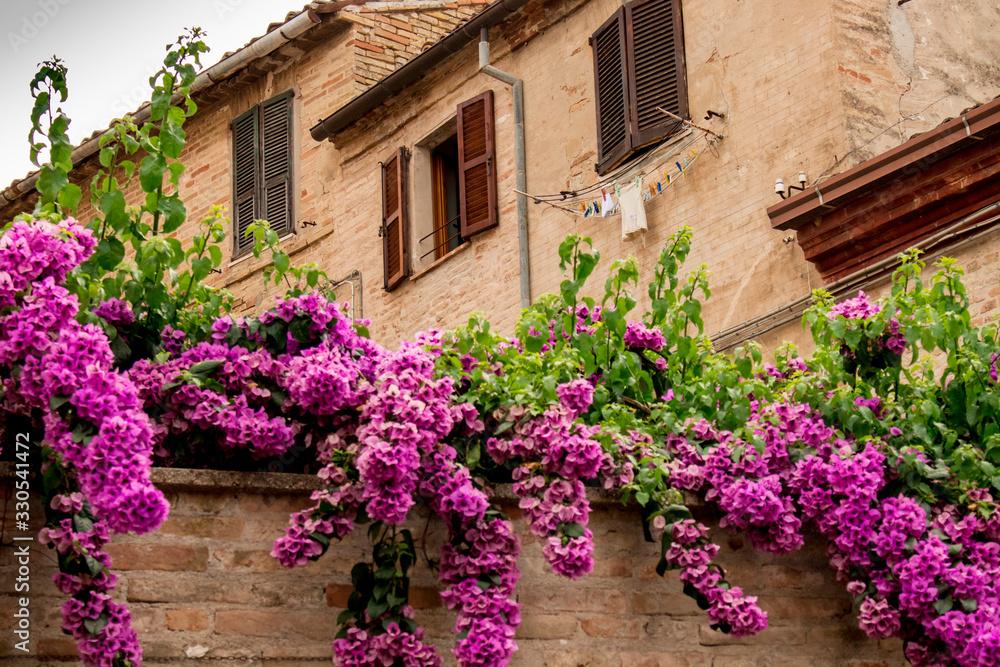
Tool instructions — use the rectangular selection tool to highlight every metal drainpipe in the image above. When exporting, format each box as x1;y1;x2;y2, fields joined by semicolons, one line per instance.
479;28;531;309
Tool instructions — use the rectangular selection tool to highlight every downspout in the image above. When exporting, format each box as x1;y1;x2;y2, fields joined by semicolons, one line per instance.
479;28;531;309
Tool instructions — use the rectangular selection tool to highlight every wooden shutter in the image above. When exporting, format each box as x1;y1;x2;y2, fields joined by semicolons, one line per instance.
381;148;408;291
591;7;631;174
626;0;687;147
232;108;259;257
260;92;294;238
457;91;498;238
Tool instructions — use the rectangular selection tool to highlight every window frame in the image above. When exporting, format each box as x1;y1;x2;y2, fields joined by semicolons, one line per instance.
383;91;498;290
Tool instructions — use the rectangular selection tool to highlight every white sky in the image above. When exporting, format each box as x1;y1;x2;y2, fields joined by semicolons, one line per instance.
0;0;302;187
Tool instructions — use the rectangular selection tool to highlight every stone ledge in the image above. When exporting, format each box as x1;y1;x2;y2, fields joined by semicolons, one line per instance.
2;462;701;508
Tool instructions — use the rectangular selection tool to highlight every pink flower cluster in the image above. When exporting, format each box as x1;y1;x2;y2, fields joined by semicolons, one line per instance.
487;382;604;579
660;396;1000;665
129;343;294;461
830;291;906;357
0;219;162;667
333;620;440;667
623;320;667;351
92;297;135;328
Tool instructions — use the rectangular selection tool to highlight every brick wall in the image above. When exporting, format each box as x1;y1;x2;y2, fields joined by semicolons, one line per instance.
344;1;493;94
1;469;905;666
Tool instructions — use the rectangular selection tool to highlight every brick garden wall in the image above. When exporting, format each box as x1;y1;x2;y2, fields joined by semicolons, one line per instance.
2;468;905;666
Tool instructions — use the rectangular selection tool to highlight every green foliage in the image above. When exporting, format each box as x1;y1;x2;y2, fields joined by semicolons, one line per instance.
246;219;329;297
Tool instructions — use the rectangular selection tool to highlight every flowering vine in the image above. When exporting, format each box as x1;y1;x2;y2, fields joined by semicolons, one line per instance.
5;49;1000;667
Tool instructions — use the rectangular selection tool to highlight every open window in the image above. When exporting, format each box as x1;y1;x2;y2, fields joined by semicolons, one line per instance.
591;0;687;174
231;91;295;257
384;91;497;289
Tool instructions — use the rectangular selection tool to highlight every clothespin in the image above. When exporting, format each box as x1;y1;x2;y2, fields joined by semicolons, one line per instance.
648;183;656;197
666;173;671;184
656;181;662;193
691;148;698;158
615;184;621;197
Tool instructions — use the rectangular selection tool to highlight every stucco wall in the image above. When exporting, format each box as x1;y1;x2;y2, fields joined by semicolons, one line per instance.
1;468;906;665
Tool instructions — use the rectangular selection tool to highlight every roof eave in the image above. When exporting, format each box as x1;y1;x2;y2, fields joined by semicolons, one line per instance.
309;0;532;142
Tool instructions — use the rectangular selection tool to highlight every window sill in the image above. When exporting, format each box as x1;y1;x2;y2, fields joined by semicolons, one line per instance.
409;241;471;282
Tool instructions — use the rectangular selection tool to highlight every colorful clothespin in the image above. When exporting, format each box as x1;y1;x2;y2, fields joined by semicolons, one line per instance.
656;181;662;193
648;183;656;197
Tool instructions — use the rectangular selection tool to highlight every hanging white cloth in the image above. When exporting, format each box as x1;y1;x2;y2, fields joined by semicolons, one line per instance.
600;192;616;218
619;181;648;238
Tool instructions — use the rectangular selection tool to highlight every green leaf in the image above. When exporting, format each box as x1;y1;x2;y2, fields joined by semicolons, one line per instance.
36;166;68;202
57;183;82;213
96;238;126;271
561;522;586;538
158;195;187;233
139;154;167;192
635;490;650;506
189;359;223;377
49;395;71;410
100;191;128;231
84;555;105;576
160;118;186;159
273;252;291;274
150;86;171;122
83;613;110;636
933;597;953;615
73;514;95;533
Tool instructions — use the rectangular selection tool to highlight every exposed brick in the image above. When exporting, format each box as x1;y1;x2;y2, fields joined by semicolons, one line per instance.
213;548;284;573
519;587;626;615
105;545;208;571
159;517;245;540
128;578;251;604
326;583;353;608
214;611;334;641
518;613;578;639
165;609;209;632
582;617;642;639
633;592;704;616
699;623;806;646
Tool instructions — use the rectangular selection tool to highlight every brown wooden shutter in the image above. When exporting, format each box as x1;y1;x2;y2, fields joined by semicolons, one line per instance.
591;7;631;174
260;91;294;237
626;0;687;147
381;148;408;291
232;108;259;257
457;91;498;238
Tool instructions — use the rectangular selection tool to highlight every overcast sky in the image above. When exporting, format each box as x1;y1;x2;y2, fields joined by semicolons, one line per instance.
1;0;300;187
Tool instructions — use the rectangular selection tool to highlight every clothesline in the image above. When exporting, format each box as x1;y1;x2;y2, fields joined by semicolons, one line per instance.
514;131;721;220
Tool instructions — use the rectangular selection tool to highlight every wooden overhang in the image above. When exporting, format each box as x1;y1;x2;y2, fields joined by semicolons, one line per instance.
766;96;1000;282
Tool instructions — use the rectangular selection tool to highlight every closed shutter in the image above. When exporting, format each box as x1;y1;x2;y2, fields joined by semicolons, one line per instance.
232;108;259;256
260;92;294;237
591;7;631;174
591;0;687;175
626;0;687;147
457;91;498;238
381;148;408;291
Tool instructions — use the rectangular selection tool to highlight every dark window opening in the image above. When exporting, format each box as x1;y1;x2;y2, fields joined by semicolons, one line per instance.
428;133;462;261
